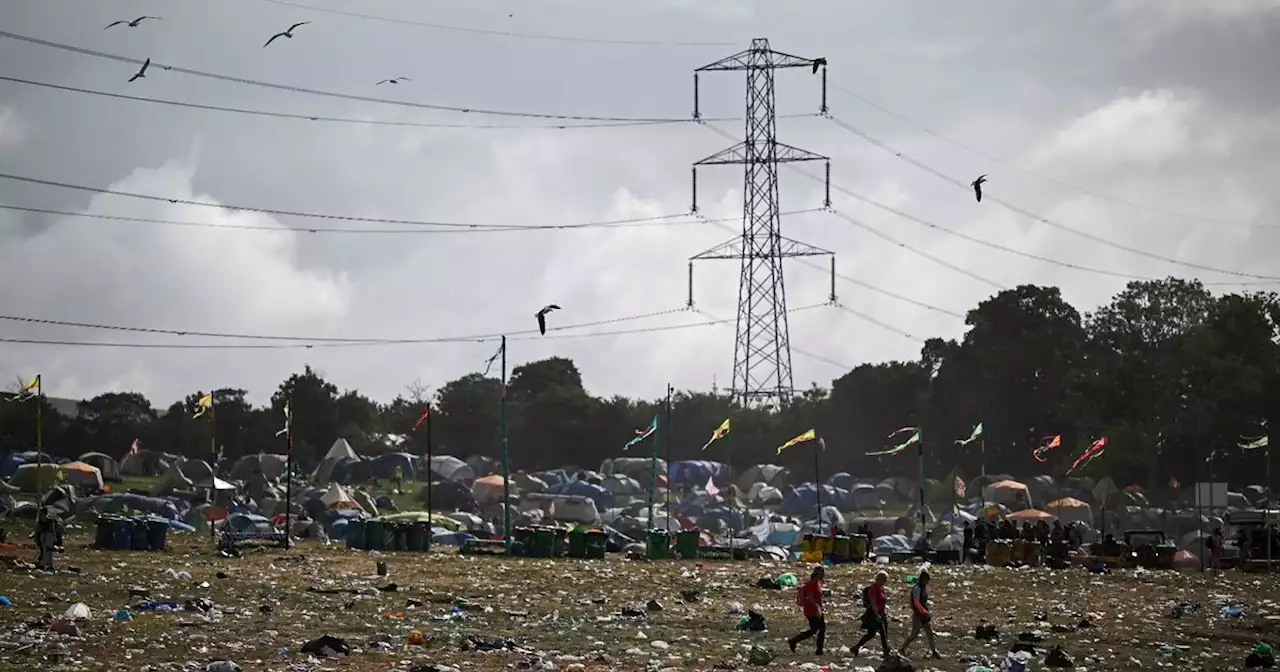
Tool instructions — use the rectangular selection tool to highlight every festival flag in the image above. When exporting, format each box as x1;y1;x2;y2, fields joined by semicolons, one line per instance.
412;406;431;432
275;402;291;437
623;415;658;451
1067;436;1107;474
1033;435;1061;463
1241;435;1270;451
482;343;504;376
776;429;817;455
192;393;213;419
865;427;920;456
9;375;39;402
701;418;731;451
128;438;140;457
955;422;983;446
705;475;720;498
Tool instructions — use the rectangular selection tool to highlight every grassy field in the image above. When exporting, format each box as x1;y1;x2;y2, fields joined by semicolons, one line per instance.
1;528;1278;672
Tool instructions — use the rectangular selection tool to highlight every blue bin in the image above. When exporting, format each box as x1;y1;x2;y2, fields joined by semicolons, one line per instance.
109;517;133;550
95;516;117;549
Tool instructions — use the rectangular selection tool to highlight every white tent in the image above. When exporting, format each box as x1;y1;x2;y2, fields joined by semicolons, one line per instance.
319;484;363;511
313;439;359;485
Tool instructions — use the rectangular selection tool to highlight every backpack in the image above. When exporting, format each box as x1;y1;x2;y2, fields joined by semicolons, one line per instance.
860;585;871;609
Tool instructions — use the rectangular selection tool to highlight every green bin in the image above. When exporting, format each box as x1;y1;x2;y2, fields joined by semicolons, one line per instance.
647;530;671;560
512;527;535;556
585;530;607;559
552;527;569;556
531;527;557;558
95;515;117;549
364;519;386;551
391;523;409;551
346;519;366;550
676;530;701;559
832;535;852;561
568;528;588;558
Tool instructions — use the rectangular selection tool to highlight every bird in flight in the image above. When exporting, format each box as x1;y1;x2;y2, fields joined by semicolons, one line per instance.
105;16;161;29
128;58;150;83
376;77;411;85
264;22;311;48
535;305;561;336
811;57;828;75
971;174;988;202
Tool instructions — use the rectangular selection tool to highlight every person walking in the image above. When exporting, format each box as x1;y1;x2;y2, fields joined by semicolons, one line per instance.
787;566;826;656
899;570;941;659
852;570;892;658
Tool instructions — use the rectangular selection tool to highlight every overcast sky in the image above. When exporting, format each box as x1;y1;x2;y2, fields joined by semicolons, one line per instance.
1;0;1278;408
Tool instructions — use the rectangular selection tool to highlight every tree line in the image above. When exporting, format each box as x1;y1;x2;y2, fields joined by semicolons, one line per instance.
2;278;1276;490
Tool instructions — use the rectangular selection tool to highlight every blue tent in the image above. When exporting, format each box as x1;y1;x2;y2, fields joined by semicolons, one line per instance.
779;484;851;516
669;460;729;487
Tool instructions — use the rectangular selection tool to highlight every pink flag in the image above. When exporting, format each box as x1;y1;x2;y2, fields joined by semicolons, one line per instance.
705;475;719;498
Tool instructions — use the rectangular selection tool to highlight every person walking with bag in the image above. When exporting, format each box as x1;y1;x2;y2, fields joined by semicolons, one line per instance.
899;570;941;659
787;566;826;656
852;570;892;658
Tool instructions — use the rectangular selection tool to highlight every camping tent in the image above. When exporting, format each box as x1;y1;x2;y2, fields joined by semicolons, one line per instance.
119;449;171;477
983;480;1033;509
9;463;63;493
1006;508;1056;522
313;439;359;485
59;461;105;491
78;452;122;482
471;474;509;505
228;453;288;481
429;455;475;483
1045;497;1093;526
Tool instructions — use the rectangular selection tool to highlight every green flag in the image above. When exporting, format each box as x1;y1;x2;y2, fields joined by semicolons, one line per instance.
624;415;658;451
955;422;983;446
1241;436;1270;451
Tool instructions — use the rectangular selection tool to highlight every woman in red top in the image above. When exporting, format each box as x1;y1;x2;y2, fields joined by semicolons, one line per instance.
852;570;891;657
787;566;826;655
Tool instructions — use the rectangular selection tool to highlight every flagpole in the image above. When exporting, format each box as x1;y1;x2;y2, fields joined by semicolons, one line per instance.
500;335;511;556
210;399;217;541
36;375;45;498
813;435;823;535
917;429;926;546
283;398;293;551
663;384;672;535
425;402;434;552
980;436;985;478
649;412;659;536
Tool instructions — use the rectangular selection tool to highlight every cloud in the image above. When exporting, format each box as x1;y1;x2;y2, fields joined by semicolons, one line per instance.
1030;90;1201;167
0;106;24;149
0;160;351;402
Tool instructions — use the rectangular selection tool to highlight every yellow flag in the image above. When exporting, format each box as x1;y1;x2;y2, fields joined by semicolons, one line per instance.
192;393;213;419
776;429;817;455
701;418;731;451
9;374;39;401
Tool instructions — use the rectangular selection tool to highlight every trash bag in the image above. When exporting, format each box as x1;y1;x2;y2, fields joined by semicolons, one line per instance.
300;635;350;657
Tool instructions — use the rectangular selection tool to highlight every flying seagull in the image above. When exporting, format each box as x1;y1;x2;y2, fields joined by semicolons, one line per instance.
105;16;160;29
128;58;150;83
971;174;988;202
811;57;828;75
376;77;411;85
264;22;311;48
535;305;561;336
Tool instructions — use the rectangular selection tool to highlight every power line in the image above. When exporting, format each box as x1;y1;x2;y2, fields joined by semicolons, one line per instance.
689;306;852;370
697;212;966;318
0;302;833;350
0;172;723;231
0;30;708;123
832;303;922;343
0;76;711;130
257;0;736;48
829;83;1257;228
824;115;1280;281
0;308;686;343
1;203;822;235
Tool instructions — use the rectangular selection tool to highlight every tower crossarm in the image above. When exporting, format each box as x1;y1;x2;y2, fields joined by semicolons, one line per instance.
694;141;829;166
690;235;833;261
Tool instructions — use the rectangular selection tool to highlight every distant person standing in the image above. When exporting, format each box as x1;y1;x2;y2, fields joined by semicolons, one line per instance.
899;570;941;659
962;521;974;564
393;466;404;493
1209;527;1225;573
33;508;61;571
787;566;826;656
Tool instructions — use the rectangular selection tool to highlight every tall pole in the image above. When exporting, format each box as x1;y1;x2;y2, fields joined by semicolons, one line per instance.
500;336;511;555
649;413;660;532
35;375;45;497
813;436;823;534
980;437;986;477
283;398;293;550
210;400;218;540
917;431;927;544
663;384;673;534
425;403;434;551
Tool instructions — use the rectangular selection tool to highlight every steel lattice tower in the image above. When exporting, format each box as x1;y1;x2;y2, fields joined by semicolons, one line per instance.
688;38;834;408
